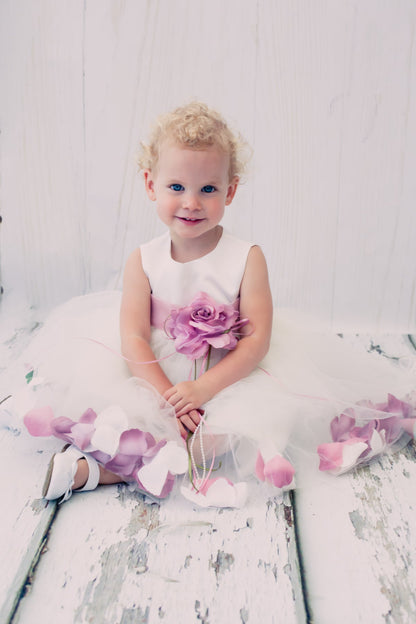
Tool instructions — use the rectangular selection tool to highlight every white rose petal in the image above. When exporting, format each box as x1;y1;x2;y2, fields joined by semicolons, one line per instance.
339;441;368;473
95;405;129;433
137;463;168;497
91;424;121;457
181;478;248;509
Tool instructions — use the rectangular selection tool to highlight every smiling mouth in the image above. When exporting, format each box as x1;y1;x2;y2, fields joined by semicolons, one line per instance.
177;217;204;223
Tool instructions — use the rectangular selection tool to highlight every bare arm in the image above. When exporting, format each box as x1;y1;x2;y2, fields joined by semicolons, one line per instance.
164;245;273;415
120;249;202;437
120;248;173;395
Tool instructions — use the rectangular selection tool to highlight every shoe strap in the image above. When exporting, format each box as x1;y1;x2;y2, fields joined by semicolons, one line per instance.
78;454;100;491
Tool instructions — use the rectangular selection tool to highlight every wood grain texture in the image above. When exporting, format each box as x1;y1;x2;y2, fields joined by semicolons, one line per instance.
295;443;416;624
0;0;87;306
1;308;416;623
1;1;415;330
0;434;57;624
294;334;416;624
0;304;56;624
12;487;306;624
0;305;305;624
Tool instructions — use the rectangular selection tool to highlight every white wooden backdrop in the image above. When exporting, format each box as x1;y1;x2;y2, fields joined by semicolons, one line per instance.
1;0;415;332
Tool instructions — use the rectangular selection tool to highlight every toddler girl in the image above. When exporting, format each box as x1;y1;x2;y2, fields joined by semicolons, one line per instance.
23;102;416;508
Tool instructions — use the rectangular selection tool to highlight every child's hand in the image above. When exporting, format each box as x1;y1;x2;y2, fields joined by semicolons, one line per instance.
176;409;202;439
163;380;210;417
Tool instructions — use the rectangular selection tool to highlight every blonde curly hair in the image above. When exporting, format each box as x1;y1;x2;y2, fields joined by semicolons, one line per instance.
138;102;249;181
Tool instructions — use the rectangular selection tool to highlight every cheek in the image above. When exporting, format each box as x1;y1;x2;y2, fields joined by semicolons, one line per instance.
156;197;175;219
214;199;226;215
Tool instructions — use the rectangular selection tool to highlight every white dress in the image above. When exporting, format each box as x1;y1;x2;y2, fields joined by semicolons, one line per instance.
16;229;416;507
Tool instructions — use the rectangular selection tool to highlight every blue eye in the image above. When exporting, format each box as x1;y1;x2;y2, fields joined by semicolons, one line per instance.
170;184;184;192
202;185;216;193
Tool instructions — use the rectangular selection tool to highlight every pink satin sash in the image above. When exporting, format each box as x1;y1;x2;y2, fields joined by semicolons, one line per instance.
150;295;240;329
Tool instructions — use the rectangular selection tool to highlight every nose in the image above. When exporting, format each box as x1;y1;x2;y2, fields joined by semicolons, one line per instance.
183;192;201;211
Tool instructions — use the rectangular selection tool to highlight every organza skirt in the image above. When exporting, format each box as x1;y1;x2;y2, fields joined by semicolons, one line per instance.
12;291;416;507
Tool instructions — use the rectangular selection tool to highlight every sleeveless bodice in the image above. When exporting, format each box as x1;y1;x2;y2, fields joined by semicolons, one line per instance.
140;229;253;308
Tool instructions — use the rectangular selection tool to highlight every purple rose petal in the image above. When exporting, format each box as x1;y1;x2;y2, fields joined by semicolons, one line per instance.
105;453;142;478
79;408;97;424
70;422;95;450
90;449;112;465
376;416;403;444
118;428;157;456
330;413;356;442
165;292;248;361
50;416;77;434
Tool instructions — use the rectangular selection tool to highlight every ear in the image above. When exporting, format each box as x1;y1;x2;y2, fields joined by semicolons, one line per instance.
225;176;239;205
143;169;157;201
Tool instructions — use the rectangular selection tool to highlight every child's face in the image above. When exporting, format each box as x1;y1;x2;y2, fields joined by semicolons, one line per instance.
144;142;238;245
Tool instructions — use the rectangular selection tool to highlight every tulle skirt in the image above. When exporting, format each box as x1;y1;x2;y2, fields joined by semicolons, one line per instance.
12;291;416;507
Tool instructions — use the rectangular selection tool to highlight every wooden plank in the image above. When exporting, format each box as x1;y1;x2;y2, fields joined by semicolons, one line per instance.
0;0;87;308
294;335;416;623
2;1;415;330
253;0;354;322
295;443;416;624
82;0;259;291
0;430;59;624
251;1;416;331
0;303;305;622
12;486;306;624
2;307;415;623
330;3;416;332
0;306;60;623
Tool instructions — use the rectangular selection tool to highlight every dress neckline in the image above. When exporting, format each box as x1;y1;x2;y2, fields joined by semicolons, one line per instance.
168;227;225;265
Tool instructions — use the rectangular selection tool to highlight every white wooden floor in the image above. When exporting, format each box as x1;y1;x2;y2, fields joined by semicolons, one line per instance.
1;309;415;624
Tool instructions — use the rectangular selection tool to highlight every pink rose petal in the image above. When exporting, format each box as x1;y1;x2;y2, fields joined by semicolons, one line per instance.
255;451;266;481
318;438;368;473
264;454;295;488
24;406;55;436
158;473;176;498
256;451;295;488
399;418;416;437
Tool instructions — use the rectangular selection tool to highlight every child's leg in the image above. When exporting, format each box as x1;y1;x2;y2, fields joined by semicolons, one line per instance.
73;459;123;489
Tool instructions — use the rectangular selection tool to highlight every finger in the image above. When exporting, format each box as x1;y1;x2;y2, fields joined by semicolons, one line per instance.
176;419;188;439
188;409;202;426
179;414;198;433
167;393;182;407
175;402;194;417
163;387;175;401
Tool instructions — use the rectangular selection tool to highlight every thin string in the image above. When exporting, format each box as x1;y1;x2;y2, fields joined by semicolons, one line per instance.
189;413;216;492
82;336;217;491
257;366;415;420
80;337;176;366
80;337;240;494
258;366;328;402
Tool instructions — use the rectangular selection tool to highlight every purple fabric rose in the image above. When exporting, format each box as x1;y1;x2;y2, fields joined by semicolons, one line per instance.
164;292;249;360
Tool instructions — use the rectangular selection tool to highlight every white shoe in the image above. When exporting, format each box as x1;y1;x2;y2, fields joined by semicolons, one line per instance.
42;444;100;503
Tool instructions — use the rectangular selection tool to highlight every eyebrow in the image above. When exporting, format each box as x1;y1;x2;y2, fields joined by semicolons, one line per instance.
166;179;223;188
